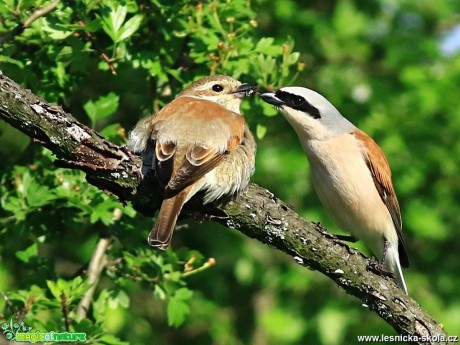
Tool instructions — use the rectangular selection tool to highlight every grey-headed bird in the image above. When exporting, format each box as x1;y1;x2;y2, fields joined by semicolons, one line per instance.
261;87;409;294
129;75;257;250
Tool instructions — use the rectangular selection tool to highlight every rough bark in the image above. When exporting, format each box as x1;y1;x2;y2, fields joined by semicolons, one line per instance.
0;71;450;344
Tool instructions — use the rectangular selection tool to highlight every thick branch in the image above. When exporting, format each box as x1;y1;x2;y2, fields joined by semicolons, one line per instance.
0;71;448;344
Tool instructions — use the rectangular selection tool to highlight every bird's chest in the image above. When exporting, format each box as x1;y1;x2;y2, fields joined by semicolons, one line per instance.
304;136;367;188
303;136;384;232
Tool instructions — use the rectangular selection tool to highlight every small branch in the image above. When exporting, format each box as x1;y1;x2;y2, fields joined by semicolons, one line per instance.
182;257;216;278
77;21;118;75
60;292;71;332
77;237;110;321
0;0;60;45
1;291;13;311
23;0;60;28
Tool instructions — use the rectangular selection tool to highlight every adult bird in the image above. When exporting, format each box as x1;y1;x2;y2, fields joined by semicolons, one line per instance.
261;87;409;294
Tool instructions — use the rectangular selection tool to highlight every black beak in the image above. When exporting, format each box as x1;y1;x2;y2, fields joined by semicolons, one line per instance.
260;92;285;106
232;83;258;97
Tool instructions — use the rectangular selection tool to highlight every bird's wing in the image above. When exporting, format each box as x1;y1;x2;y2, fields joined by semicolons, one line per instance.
354;130;409;267
153;98;245;194
167;145;225;192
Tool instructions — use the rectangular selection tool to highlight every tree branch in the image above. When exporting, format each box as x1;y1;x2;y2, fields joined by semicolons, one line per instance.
76;237;110;321
23;0;60;28
0;71;449;344
0;0;60;45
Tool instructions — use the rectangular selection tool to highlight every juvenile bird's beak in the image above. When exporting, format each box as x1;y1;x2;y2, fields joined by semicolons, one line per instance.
260;92;285;106
232;83;259;97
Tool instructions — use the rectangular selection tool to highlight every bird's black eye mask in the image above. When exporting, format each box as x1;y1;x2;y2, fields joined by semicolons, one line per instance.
275;90;321;119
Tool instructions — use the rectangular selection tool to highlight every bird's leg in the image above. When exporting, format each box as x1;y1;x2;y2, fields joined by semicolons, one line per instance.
314;223;357;242
334;234;358;243
381;239;390;266
367;255;393;277
199;205;230;221
367;239;393;277
183;202;229;223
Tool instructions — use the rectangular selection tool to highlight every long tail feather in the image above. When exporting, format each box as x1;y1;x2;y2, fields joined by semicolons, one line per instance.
384;243;408;295
148;187;192;250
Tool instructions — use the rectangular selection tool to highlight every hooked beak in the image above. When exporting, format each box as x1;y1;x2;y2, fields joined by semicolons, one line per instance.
232;83;259;97
260;92;285;106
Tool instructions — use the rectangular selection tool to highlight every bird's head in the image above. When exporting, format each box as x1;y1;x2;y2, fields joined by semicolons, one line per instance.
260;87;355;140
179;75;258;113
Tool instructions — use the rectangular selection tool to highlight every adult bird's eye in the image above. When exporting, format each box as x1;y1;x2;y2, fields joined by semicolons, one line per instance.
212;84;224;92
293;96;305;106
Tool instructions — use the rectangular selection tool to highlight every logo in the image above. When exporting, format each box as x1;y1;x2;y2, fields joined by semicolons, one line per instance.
1;318;86;343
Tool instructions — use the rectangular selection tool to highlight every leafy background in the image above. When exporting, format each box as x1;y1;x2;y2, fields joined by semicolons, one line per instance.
1;0;459;344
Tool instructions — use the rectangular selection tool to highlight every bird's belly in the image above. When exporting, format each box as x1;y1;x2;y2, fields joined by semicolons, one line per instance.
306;139;395;255
198;160;251;203
188;129;256;204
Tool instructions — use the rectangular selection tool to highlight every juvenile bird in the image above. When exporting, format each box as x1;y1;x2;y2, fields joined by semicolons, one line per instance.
128;75;257;250
261;87;409;294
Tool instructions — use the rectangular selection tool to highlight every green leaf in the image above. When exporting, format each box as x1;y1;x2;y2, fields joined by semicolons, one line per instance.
112;5;128;33
118;15;143;41
89;198;120;225
167;295;190;327
97;334;129;345
15;243;38;263
174;287;193;300
80;19;102;33
153;285;166;300
166;288;193;327
0;55;25;67
108;289;130;309
46;280;61;299
255;37;283;56
256;124;267;139
286;52;300;65
25;182;56;208
100;123;126;144
40;19;74;40
1;196;23;215
84;92;119;127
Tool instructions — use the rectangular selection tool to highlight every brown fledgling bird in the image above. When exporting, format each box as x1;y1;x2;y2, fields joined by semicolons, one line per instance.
128;75;258;250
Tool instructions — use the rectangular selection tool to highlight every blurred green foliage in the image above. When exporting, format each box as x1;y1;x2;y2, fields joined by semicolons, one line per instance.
1;0;459;344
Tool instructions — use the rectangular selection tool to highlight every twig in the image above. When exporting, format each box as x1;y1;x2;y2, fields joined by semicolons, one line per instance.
1;291;13;311
0;0;60;45
60;292;71;332
77;20;118;75
76;237;110;321
23;0;60;28
182;258;216;278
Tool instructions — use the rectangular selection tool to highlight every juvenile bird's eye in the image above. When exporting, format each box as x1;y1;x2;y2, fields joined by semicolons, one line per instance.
212;84;224;92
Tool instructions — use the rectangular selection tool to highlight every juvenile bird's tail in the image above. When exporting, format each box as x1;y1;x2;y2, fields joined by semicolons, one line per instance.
148;187;192;250
384;243;408;295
